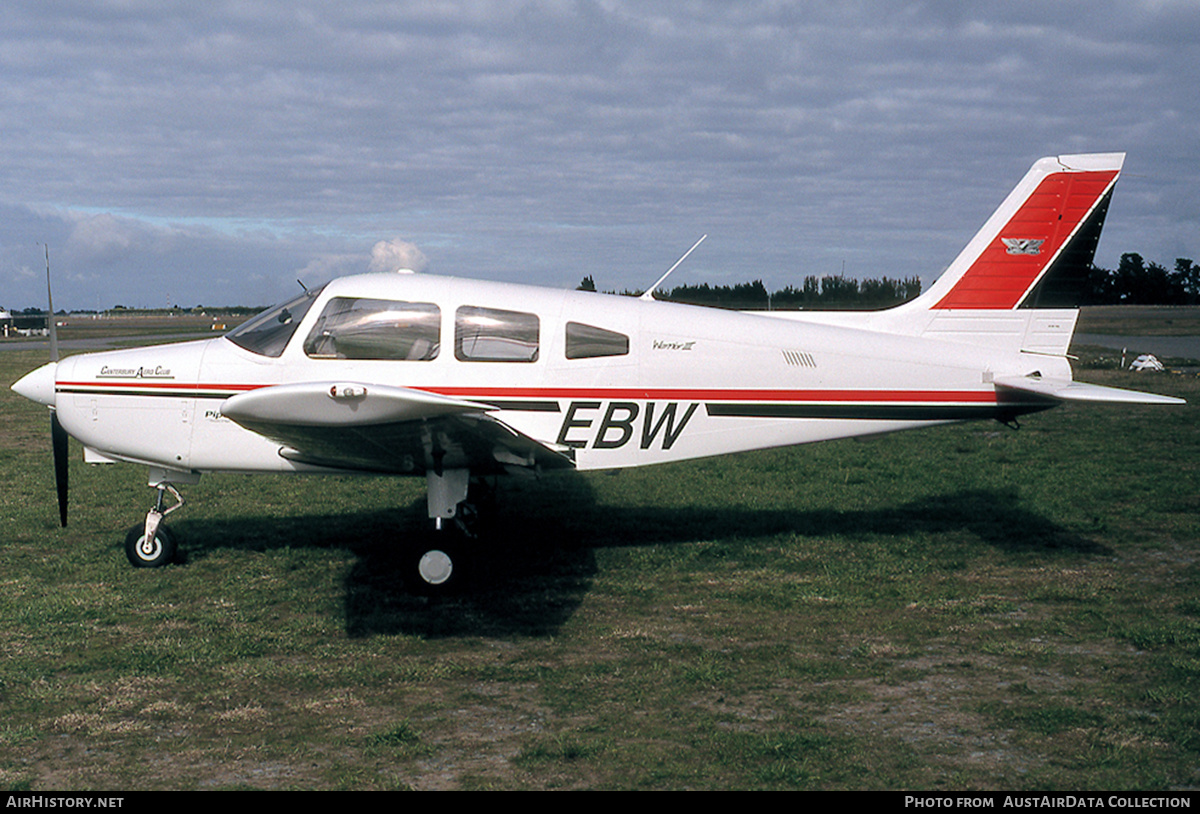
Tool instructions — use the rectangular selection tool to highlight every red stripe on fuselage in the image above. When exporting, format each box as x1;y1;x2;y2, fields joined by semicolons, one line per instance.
57;380;263;396
427;386;998;404
57;380;998;405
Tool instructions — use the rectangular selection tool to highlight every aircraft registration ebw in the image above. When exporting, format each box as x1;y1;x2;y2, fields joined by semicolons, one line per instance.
11;153;1184;591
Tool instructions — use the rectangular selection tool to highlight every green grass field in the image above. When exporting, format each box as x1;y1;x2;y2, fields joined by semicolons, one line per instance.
1;340;1198;790
1077;305;1200;337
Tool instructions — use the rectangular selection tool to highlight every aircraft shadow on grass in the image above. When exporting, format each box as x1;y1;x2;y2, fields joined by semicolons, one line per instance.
171;471;1108;639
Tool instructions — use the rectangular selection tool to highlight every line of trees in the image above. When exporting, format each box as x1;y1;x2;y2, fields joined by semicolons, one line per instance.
660;275;924;310
580;253;1199;309
578;273;922;310
1082;254;1200;305
9;252;1195;317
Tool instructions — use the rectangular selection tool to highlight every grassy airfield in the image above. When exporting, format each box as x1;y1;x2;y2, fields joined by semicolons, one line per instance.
1;322;1198;790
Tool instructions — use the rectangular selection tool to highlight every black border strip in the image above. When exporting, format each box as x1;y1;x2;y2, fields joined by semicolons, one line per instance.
57;387;238;400
476;399;562;412
705;403;1040;421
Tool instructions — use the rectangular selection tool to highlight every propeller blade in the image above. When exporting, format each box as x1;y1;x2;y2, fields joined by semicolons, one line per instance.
41;246;68;527
51;410;68;528
45;245;59;364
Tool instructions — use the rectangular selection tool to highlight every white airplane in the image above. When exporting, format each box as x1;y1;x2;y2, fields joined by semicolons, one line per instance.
12;153;1184;591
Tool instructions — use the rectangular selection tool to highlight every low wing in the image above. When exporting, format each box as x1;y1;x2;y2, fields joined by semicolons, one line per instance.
994;375;1186;405
220;381;575;475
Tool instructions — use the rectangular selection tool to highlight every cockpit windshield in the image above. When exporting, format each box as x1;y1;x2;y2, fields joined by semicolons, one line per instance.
226;285;325;357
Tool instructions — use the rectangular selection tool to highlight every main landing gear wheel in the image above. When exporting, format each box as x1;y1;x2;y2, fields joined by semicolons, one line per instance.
124;523;178;568
406;540;467;596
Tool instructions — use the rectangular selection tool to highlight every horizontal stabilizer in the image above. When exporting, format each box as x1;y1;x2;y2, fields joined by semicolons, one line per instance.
994;375;1185;405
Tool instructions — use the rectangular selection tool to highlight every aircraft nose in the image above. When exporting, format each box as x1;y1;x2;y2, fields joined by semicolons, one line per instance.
12;361;58;407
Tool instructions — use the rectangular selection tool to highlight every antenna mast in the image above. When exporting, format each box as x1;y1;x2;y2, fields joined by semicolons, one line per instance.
640;234;707;301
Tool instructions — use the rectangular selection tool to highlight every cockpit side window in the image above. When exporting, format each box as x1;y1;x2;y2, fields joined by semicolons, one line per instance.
565;322;629;359
303;298;440;360
455;306;539;362
226;286;324;357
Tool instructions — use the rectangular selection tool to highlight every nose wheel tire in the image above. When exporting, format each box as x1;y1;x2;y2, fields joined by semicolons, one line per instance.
124;523;178;568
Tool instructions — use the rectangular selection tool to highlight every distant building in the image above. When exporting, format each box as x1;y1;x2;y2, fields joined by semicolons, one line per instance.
1;309;49;337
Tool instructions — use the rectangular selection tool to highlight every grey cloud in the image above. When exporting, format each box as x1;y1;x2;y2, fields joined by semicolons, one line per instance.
0;1;1196;309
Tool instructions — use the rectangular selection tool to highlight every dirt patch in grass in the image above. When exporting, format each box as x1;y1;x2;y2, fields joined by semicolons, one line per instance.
814;651;1068;787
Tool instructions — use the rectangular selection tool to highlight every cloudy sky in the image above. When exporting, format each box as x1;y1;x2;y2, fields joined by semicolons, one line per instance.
1;1;1197;310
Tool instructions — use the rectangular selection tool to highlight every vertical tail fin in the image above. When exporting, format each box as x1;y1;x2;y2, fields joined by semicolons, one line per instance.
917;153;1123;311
755;154;1124;355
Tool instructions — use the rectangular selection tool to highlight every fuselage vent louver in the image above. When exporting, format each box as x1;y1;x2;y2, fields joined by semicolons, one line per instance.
782;349;816;368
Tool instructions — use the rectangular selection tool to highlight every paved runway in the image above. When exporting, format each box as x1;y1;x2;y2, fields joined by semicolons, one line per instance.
0;332;212;352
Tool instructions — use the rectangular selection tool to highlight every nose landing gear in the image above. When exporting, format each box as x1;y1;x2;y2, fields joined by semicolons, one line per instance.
124;482;184;568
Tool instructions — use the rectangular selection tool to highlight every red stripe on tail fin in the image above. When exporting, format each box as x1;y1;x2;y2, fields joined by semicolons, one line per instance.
929;154;1122;310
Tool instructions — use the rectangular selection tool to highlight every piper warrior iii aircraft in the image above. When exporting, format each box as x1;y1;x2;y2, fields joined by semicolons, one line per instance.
11;153;1184;591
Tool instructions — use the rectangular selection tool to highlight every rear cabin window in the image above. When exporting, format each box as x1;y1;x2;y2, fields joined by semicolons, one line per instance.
303;298;440;360
565;322;630;359
455;306;539;362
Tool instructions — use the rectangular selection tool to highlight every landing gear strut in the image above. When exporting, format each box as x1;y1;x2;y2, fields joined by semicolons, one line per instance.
406;470;496;594
124;482;185;568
